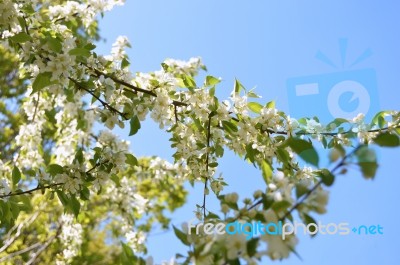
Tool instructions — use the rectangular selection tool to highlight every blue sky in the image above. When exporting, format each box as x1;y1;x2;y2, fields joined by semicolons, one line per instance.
95;1;400;264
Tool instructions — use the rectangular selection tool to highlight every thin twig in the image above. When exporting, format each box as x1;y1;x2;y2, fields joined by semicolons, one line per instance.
173;104;179;124
31;91;40;122
69;77;128;120
245;145;363;219
279;144;362;221
0;183;63;199
26;224;63;265
0;242;41;262
0;209;41;253
83;63;188;107
202;114;213;218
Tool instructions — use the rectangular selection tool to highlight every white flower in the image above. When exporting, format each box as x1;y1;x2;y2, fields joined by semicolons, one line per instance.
225;192;239;203
58;214;83;262
306;187;329;214
261;210;298;260
111;35;130;61
305;119;324;134
0;178;11;197
225;234;247;260
125;229;146;252
352;113;365;124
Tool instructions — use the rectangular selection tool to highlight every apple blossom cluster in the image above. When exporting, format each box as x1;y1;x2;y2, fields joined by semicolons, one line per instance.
106;177;148;217
57;213;83;264
53;92;94;166
0;0;18;33
0;161;11;199
262;209;298;260
109;35;131;62
123;226;147;253
163;57;204;76
49;0;126;28
15;89;52;168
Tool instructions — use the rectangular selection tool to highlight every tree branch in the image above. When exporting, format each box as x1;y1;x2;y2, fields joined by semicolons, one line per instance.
202;113;213;219
0;210;41;253
245;145;363;219
26;223;63;265
0;242;41;263
83;63;188;107
69;77;128;120
0;183;64;199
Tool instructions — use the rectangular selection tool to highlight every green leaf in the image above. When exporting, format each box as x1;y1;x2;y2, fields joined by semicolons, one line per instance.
247;91;261;98
69;196;80;217
215;145;224;157
206;211;220;220
125;153;138;167
129;116;141;136
74;148;84;163
47;164;64;176
234;78;245;95
374;132;400;147
205;75;221;86
12;166;21;186
245;144;255;163
56;190;69;206
302;213;318;236
316;169;335;186
356;146;378;179
371;111;388;128
84;43;97;50
80;186;90;201
228;259;241;265
288;138;319;167
247;238;259;257
32;72;51;92
120;242;140;265
121;58;130;69
295;184;309;198
260;160;272;184
68;48;91;57
181;75;196;89
173;225;190;246
248;102;263;114
272;200;291;212
222;120;238;134
327;118;348;129
358;162;378;179
209;162;218;168
10;32;32;43
46;37;62;53
266;100;275;109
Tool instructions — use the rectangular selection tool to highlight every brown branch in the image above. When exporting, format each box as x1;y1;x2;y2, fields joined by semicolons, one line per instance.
0;211;41;253
26;223;63;265
31;91;40;122
0;242;41;263
83;63;188;107
279;144;362;221
69;77;128;120
245;145;363;220
202;114;213;219
1;158;109;199
0;183;63;199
